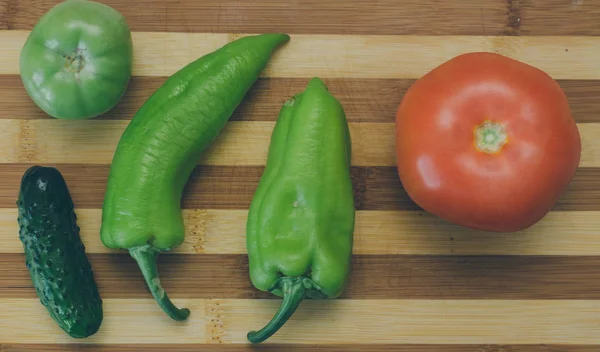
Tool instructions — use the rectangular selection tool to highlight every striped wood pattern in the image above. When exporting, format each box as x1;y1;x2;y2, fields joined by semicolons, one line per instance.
1;0;599;350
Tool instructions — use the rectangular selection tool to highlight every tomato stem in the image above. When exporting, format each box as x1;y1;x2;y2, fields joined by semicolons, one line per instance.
475;121;507;154
65;49;86;73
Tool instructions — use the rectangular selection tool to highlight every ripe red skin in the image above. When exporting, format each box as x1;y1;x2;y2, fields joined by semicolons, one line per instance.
395;52;581;232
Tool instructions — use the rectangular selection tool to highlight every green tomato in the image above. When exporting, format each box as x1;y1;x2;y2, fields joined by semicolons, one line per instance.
19;0;133;120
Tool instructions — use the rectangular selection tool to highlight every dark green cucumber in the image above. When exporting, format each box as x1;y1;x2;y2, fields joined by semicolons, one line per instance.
17;165;102;338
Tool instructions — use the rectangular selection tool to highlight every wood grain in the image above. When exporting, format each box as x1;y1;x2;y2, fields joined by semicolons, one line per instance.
0;120;597;167
3;209;600;256
0;0;507;35
1;298;600;344
2;0;598;37
2;76;600;123
5;253;600;300
3;344;600;352
0;165;599;211
520;0;600;36
2;31;600;79
0;0;598;349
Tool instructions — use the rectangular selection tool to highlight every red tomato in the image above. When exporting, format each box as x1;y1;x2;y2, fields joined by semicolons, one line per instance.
395;52;581;232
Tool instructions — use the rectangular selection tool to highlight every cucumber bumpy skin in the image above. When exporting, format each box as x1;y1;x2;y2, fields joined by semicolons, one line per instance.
17;165;103;338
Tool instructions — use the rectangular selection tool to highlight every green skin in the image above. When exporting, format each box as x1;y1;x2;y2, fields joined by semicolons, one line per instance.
18;166;103;338
246;78;355;343
19;0;133;120
100;33;290;321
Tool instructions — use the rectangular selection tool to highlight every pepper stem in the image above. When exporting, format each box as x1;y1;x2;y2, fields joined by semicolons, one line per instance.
247;277;310;344
129;245;190;321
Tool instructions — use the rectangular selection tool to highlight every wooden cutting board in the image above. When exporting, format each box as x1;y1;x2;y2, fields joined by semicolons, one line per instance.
1;1;600;351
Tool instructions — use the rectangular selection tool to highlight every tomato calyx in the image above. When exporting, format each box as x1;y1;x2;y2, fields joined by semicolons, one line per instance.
64;48;87;74
474;120;507;154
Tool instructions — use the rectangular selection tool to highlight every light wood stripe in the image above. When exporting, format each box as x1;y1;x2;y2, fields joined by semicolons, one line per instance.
0;120;596;167
2;31;600;79
2;209;600;256
1;299;599;344
3;344;599;352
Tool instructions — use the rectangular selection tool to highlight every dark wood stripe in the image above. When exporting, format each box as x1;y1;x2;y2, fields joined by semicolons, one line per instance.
0;77;412;123
0;0;509;35
0;164;598;211
559;80;600;123
4;253;600;300
2;76;599;123
520;0;600;36
3;0;598;35
2;344;599;352
504;0;521;36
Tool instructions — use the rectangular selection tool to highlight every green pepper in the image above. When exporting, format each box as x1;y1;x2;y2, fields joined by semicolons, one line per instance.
19;0;133;120
100;33;289;321
245;77;355;343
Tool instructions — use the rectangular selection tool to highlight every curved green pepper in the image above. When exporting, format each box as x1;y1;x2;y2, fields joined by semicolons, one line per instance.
245;77;355;343
100;33;290;321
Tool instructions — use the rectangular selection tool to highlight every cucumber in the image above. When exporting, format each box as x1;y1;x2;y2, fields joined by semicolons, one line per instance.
17;165;102;338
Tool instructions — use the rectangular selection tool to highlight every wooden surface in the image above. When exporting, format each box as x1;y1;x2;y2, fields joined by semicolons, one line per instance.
1;0;600;351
